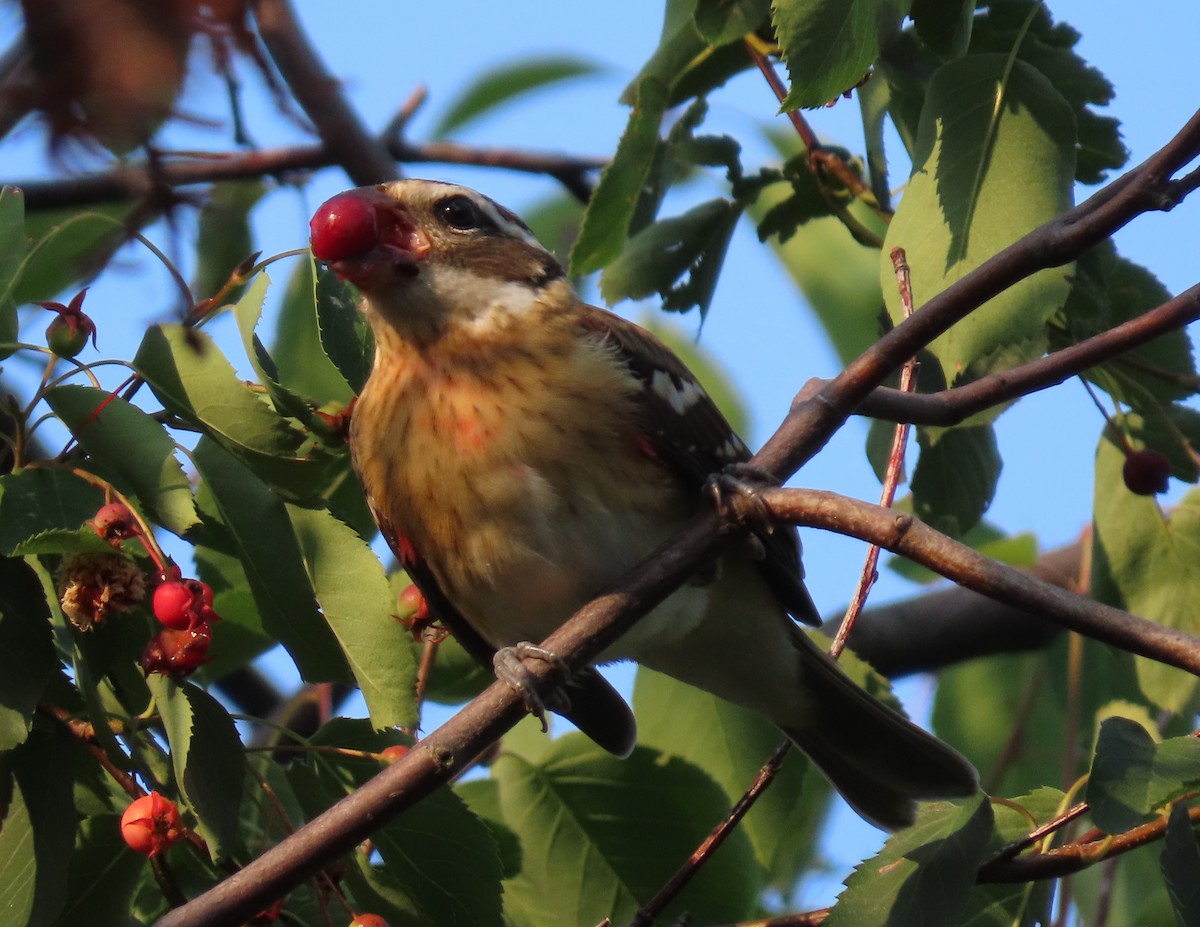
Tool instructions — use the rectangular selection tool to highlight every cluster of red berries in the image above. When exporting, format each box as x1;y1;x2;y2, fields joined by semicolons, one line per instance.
87;502;221;676
143;569;221;676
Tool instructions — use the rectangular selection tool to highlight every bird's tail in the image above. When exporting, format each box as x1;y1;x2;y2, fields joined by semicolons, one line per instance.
780;636;978;830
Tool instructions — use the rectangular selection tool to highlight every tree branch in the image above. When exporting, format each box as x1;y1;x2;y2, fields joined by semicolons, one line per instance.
850;281;1200;426
249;0;396;185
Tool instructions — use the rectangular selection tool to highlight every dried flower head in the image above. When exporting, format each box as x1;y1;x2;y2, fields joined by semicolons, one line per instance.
57;552;146;630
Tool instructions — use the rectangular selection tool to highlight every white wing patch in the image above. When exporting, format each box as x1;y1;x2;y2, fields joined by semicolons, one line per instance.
650;369;705;415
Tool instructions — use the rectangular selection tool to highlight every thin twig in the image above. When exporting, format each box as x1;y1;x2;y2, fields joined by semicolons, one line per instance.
626;740;794;927
829;247;916;659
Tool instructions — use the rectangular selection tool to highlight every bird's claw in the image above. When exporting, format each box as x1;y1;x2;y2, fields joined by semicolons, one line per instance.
706;462;780;535
493;642;571;732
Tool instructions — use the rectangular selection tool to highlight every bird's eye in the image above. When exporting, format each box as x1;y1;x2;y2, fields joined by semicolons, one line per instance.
436;195;485;232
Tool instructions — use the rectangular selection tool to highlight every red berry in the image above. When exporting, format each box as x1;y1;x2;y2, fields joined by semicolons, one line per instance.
1123;449;1171;496
153;581;196;629
120;791;182;857
348;915;390;927
141;623;213;676
379;744;410;763
310;192;380;263
91;502;141;543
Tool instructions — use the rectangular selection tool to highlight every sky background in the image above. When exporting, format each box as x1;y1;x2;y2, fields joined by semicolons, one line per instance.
3;0;1199;911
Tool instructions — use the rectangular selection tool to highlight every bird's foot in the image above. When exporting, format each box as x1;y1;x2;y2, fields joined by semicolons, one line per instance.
706;462;780;536
493;642;571;733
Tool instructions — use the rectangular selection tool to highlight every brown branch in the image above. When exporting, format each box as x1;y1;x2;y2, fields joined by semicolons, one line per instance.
6;138;607;211
250;0;396;185
853;281;1200;426
760;488;1200;676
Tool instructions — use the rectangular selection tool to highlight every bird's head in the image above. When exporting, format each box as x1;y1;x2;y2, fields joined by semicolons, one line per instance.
309;180;567;337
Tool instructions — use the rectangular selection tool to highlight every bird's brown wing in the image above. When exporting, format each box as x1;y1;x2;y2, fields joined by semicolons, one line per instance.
373;510;637;758
578;306;820;626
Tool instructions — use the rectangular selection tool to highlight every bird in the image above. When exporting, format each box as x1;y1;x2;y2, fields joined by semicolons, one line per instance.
308;178;978;829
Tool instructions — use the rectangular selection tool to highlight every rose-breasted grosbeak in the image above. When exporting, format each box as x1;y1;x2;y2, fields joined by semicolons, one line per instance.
309;179;977;829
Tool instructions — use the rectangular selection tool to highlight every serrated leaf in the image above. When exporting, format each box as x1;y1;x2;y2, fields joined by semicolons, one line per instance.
191;180;263;302
433;56;606;137
190;537;275;681
314;262;373;395
1162;801;1200;927
192;436;349;682
148;676;245;859
231;271;316;424
826;795;993;927
493;734;762;926
910;424;1001;537
634;667;823;884
0;186;25;359
285;504;417;731
0;558;56;750
620;2;708;104
273;260;357;403
50;815;147;927
883;55;1075;387
1;727;78;927
134;323;334;497
0;468;105;556
599;198;741;318
968;0;1126;182
1087;717;1200;834
45;384;199;536
773;0;910;110
570;78;670;275
1091;430;1200;711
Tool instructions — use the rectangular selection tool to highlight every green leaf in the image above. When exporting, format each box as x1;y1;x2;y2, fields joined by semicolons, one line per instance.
13;206;129;306
0;186;25;359
45;384;199;536
826;795;993;927
190;537;275;681
1162;801;1200;927
773;0;910;110
910;0;975;59
192;436;349;682
314;262;373;396
191;180;263;302
231;271;317;424
493;734;762;926
910;424;1001;537
882;55;1075;388
0;727;78;927
1087;717;1200;834
134;323;334;497
433;56;606;136
599;198;741;317
0;468;106;556
285;504;418;731
1054;242;1195;407
50;815;147;927
0;558;56;750
634;668;824;885
968;0;1126;182
1091;430;1200;711
273;260;357;403
148;676;245;859
570;78;670;275
694;0;771;44
301;720;505;926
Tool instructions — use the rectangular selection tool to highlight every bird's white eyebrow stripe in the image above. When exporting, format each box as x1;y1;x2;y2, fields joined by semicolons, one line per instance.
473;195;547;251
